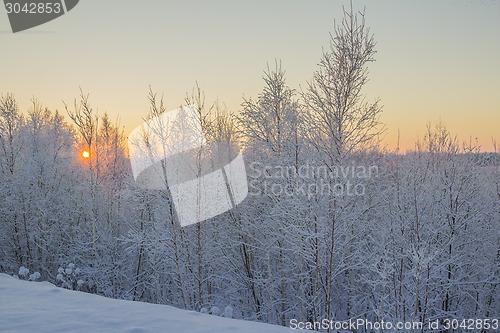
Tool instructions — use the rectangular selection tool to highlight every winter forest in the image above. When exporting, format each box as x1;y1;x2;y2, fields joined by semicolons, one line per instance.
0;7;498;332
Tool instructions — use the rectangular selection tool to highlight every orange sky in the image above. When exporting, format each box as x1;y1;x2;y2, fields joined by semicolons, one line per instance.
1;0;498;152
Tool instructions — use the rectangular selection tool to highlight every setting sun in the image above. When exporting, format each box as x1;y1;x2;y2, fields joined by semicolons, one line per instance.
82;150;90;159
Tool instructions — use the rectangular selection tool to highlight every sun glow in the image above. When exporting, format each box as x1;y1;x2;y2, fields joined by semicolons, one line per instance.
82;150;90;159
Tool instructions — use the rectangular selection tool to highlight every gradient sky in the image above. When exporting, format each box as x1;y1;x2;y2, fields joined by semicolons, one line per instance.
1;0;499;151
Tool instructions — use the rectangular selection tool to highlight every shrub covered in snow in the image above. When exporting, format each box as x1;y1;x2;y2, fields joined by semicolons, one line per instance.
202;305;234;318
18;266;29;278
209;306;220;316
29;272;41;281
223;306;233;318
15;267;41;282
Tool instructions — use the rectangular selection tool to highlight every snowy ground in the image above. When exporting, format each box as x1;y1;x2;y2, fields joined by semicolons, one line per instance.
0;274;293;333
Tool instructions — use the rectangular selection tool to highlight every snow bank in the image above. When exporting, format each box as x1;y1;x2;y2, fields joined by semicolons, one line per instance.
0;274;292;333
